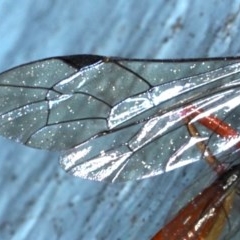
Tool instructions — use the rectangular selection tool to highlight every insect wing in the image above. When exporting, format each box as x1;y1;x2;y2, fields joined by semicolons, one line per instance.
1;56;240;181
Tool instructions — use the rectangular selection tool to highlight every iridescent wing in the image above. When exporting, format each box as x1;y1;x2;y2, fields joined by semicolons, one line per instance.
0;55;240;182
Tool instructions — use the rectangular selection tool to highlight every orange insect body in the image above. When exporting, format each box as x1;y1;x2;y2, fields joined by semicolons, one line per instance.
152;164;239;239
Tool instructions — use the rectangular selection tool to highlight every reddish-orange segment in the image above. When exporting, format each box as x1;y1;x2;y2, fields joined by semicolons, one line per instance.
181;105;240;146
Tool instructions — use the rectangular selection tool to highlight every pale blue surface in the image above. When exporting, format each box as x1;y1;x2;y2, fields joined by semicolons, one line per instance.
1;1;240;240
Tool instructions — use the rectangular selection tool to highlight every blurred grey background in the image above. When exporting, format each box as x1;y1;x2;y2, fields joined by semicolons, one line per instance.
1;1;240;240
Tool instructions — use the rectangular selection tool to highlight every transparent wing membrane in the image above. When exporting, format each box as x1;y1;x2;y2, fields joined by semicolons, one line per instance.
1;55;240;182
